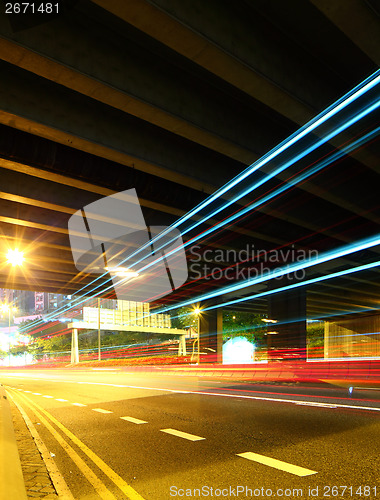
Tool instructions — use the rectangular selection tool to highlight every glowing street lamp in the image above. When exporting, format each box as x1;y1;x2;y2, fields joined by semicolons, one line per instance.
6;249;24;267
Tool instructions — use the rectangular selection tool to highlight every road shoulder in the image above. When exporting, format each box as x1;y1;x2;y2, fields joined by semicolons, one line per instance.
8;391;64;499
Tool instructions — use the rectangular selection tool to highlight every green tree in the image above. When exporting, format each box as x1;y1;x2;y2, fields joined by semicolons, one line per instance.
19;319;72;354
170;306;197;330
170;307;267;346
18;319;42;338
0;349;8;360
307;322;325;356
223;311;266;346
9;344;28;356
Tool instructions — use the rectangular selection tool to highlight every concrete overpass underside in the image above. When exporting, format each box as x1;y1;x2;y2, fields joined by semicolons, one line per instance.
0;0;378;330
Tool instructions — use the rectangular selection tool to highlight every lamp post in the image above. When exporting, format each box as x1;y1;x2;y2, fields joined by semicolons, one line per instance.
4;248;23;326
3;248;24;366
1;304;17;366
193;307;201;364
98;297;101;361
0;304;17;328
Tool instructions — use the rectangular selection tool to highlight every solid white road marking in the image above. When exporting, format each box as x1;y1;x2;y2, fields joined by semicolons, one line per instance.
72;403;87;407
91;368;119;371
120;416;147;424
77;381;125;387
295;401;337;408
160;428;205;441
2;374;380;413
92;408;113;414
237;452;317;477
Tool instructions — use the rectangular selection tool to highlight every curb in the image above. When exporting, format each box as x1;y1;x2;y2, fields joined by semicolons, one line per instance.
0;384;27;500
8;389;73;499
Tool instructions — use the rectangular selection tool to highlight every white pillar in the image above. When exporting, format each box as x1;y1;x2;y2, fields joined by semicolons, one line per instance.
178;335;187;355
71;328;79;364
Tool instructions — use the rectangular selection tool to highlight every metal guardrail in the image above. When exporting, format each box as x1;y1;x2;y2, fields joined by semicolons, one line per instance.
0;384;27;500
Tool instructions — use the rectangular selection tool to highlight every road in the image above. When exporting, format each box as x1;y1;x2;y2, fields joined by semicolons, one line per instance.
1;368;380;499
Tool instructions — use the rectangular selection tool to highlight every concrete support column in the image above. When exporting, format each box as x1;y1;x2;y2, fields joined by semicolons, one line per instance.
71;328;79;364
199;306;223;363
267;274;307;357
178;335;187;356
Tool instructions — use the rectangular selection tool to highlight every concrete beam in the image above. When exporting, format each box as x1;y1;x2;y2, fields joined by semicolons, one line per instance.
0;157;289;250
91;0;315;124
0;5;293;164
308;290;379;313
0;61;232;193
0;37;262;166
311;0;380;66
68;322;186;335
0;156;185;219
88;0;379;175
0;38;375;235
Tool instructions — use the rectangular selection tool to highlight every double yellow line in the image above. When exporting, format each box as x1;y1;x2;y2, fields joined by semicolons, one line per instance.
7;388;145;500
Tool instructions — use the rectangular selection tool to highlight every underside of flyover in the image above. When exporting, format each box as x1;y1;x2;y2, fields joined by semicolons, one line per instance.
0;0;379;355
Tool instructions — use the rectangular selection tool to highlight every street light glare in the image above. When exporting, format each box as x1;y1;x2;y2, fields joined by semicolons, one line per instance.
6;249;24;266
0;303;16;312
194;308;201;315
105;267;139;279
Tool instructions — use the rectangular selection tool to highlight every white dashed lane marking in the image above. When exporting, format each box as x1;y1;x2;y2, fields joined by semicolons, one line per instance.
120;416;147;424
237;452;317;477
43;395;54;398
72;403;87;407
92;408;113;414
160;428;205;441
56;399;68;402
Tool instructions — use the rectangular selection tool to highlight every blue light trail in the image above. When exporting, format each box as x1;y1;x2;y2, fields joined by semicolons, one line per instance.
153;236;380;314
20;70;380;332
62;68;380;298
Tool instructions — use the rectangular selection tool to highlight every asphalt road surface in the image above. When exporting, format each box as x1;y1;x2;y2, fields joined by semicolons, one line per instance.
1;368;380;500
